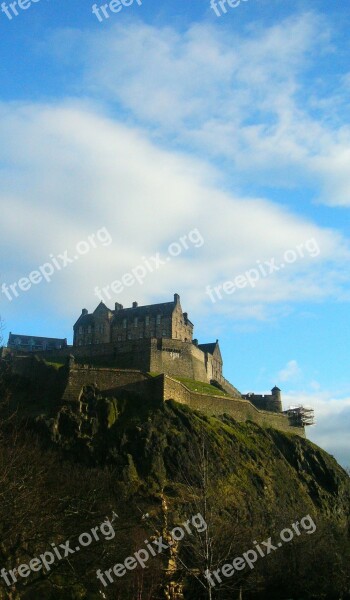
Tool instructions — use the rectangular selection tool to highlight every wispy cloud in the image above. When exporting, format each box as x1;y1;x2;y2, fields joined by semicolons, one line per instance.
278;360;302;383
46;13;350;207
0;102;348;324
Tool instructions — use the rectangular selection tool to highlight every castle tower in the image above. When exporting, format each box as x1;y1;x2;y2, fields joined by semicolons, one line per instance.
271;386;282;413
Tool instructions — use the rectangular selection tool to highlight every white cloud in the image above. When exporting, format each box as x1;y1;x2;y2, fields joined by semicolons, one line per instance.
283;389;350;468
0;101;349;327
48;13;350;207
278;360;302;383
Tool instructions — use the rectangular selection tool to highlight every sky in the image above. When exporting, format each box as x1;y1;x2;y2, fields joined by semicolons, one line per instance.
0;0;349;466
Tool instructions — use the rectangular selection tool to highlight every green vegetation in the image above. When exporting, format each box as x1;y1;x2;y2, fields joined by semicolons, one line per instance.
173;376;230;396
1;362;350;599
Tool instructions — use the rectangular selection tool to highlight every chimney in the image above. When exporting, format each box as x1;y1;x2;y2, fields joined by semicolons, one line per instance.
193;339;198;346
183;312;188;323
132;301;138;308
174;293;180;304
82;309;88;315
115;302;123;311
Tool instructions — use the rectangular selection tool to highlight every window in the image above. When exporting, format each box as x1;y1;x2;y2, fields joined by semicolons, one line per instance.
88;326;92;334
134;317;138;327
99;324;105;334
156;315;161;325
139;333;143;339
78;326;83;334
162;330;167;337
145;316;150;326
128;332;132;340
123;319;127;329
117;335;122;341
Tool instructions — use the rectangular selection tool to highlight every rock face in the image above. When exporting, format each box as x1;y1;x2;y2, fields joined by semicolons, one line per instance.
42;387;350;521
1;368;350;599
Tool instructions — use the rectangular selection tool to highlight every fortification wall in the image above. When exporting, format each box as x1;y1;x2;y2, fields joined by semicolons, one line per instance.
8;355;67;401
149;338;208;381
62;367;151;403
162;376;305;437
242;393;282;413
214;376;241;398
6;356;304;436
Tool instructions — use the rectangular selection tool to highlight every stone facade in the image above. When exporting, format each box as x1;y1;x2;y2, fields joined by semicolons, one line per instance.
73;293;193;347
72;293;225;387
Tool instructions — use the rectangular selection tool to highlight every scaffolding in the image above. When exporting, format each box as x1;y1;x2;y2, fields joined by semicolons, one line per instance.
286;405;315;427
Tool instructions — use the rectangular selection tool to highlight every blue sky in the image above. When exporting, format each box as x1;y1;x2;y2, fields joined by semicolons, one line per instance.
1;0;350;465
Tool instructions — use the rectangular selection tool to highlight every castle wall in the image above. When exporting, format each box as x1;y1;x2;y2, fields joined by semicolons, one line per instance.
149;338;209;381
8;355;67;401
242;393;282;413
62;367;151;404
6;356;304;437
161;376;305;437
214;376;241;398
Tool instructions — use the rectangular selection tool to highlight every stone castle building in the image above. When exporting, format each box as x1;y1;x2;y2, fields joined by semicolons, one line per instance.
2;292;314;436
74;293;194;347
72;293;233;392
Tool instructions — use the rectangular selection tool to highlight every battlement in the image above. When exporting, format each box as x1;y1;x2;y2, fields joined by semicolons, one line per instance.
242;387;282;413
2;355;305;437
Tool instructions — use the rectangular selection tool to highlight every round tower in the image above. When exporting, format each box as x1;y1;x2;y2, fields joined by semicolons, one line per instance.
270;386;282;413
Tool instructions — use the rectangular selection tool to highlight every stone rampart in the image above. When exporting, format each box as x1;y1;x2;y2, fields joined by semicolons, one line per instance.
6;357;304;437
161;375;305;437
62;367;151;403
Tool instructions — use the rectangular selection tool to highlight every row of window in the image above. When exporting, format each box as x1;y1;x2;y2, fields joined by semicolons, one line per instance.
78;316;167;334
77;331;170;345
11;338;63;349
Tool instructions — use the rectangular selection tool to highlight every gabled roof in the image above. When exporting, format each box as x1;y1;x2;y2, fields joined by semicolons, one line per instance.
93;302;113;315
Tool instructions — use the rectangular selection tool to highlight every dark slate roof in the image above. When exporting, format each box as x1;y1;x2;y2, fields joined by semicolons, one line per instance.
93;302;113;314
73;314;95;329
198;342;218;355
113;301;175;322
272;386;281;392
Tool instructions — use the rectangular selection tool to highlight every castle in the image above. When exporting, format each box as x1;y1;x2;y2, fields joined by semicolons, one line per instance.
71;293;232;389
4;293;312;436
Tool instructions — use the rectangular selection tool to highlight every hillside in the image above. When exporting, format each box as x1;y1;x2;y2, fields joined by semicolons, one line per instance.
0;368;349;599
